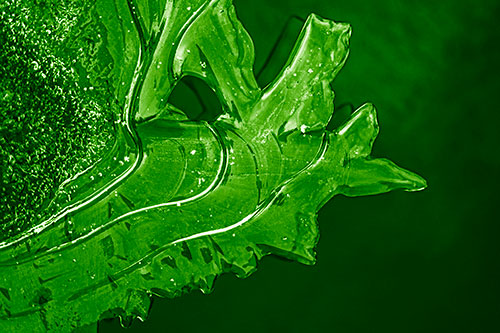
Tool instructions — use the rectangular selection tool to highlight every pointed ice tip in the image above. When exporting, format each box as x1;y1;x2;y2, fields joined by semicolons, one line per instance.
396;166;428;193
404;173;428;193
308;13;352;43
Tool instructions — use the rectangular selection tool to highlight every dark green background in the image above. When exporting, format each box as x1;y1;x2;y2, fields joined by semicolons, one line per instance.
100;0;500;331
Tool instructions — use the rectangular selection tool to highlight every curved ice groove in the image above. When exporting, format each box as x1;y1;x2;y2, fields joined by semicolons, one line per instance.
92;124;227;223
0;47;145;251
0;123;228;267
39;159;104;225
103;132;331;283
56;132;329;302
165;132;329;245
0;0;223;252
57;123;228;249
61;133;330;301
165;138;190;200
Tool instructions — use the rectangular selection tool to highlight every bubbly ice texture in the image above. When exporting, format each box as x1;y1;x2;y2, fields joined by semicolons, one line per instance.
0;0;116;241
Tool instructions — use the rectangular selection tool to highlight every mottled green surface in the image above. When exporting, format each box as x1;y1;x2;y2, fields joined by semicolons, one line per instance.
0;0;115;240
0;0;427;331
